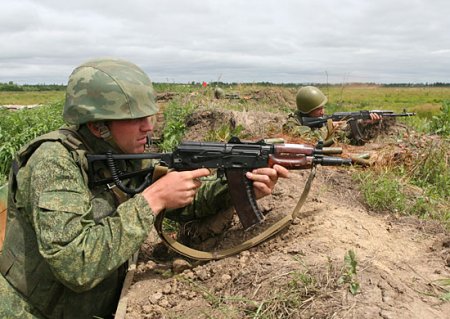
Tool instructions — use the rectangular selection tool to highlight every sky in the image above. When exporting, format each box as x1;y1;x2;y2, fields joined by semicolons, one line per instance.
1;0;450;85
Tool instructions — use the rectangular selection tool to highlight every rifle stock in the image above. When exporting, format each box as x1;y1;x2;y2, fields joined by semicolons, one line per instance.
86;137;351;229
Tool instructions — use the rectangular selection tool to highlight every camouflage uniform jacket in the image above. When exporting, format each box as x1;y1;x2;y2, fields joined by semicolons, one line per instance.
282;114;333;142
0;126;231;318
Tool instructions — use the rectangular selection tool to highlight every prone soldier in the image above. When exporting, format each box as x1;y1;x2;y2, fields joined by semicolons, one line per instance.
283;86;383;145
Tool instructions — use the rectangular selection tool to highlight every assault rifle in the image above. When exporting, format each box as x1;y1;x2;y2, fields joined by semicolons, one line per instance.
300;109;416;129
301;109;415;144
86;137;351;230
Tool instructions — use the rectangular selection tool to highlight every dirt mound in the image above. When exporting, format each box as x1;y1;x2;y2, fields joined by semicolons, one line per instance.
184;108;286;141
245;87;297;106
123;108;449;319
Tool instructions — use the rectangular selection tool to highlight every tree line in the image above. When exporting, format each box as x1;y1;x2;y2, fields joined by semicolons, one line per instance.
2;81;450;92
0;82;66;92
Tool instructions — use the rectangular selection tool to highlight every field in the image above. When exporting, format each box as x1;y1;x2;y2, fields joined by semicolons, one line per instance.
0;84;449;318
0;90;64;105
0;84;448;111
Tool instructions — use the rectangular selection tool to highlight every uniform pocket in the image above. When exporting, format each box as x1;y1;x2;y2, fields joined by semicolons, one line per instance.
36;190;91;247
38;190;88;214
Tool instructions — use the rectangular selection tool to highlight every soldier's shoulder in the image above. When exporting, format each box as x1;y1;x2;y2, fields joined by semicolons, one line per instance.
29;140;73;166
35;140;71;154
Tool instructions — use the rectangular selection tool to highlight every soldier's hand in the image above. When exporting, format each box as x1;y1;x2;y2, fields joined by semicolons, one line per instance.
246;164;289;199
370;112;382;121
142;168;211;214
332;120;347;129
364;112;382;124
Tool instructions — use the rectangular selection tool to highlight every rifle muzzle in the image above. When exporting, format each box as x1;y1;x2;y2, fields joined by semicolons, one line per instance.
315;156;352;166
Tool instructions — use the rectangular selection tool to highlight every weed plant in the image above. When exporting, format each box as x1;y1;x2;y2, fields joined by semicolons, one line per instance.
204;124;245;142
429;100;450;136
338;250;360;295
159;99;195;152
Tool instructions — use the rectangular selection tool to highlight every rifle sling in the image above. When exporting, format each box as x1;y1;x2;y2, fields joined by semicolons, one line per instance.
154;166;317;261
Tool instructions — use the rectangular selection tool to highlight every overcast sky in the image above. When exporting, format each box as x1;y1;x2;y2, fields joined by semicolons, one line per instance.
1;0;449;84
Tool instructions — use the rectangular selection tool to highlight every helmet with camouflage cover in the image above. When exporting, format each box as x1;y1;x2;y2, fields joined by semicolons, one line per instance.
296;86;328;114
63;58;158;125
214;87;225;99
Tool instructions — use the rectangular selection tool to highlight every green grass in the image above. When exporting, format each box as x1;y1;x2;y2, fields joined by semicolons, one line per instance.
356;170;407;213
354;137;450;228
0;101;64;183
320;85;449;112
0;91;64;105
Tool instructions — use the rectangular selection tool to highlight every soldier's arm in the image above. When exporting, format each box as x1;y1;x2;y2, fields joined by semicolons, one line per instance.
28;142;154;292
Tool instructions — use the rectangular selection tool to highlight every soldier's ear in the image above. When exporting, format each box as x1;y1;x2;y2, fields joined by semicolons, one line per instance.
87;121;112;139
86;122;102;137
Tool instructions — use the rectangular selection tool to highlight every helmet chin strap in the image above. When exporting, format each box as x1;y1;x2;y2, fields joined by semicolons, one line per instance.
95;121;112;139
95;121;122;151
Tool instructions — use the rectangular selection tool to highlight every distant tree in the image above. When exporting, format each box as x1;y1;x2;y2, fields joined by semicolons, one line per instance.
0;82;23;91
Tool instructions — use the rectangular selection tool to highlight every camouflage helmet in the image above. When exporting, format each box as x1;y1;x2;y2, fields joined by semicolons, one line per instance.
296;86;328;114
214;87;225;99
63;58;158;125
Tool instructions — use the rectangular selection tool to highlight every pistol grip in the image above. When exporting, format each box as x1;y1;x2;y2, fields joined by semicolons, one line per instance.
225;168;264;230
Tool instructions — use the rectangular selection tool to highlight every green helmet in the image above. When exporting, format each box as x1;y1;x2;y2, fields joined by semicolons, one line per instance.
63;58;158;125
295;86;327;114
214;87;225;99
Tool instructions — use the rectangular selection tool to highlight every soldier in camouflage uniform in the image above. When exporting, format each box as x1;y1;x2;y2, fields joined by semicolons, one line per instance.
0;58;288;319
283;86;335;144
283;86;381;145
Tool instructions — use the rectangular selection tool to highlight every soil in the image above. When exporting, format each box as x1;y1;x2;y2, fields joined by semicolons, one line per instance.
123;93;450;319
